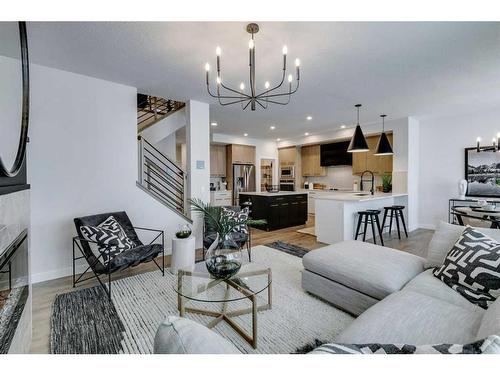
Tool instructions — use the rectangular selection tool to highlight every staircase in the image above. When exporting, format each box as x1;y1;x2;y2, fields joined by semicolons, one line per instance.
137;94;185;133
136;135;191;222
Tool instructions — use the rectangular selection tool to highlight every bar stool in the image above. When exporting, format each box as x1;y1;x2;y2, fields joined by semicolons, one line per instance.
382;205;408;239
355;210;384;246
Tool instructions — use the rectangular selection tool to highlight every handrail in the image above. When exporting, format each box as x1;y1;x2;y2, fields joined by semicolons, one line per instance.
137;134;188;218
137;94;185;132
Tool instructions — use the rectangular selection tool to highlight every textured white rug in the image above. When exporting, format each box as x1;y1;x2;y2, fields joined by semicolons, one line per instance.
108;245;354;354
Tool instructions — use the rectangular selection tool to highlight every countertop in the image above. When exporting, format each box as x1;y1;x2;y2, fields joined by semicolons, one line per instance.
314;192;408;202
238;191;308;197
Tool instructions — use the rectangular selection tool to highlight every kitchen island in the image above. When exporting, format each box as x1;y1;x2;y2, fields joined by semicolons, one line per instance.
314;192;408;244
238;192;308;231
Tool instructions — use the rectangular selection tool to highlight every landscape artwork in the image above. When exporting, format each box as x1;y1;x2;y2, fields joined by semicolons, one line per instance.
465;148;500;197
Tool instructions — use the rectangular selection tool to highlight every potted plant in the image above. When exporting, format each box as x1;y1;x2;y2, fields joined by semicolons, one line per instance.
175;224;192;239
382;173;392;193
188;198;266;279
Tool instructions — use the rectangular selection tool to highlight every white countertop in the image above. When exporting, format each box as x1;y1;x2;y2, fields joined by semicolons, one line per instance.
314;192;408;202
238;191;308;197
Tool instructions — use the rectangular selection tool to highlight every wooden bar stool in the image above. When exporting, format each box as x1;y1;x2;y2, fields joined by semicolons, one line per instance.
382;205;408;239
355;210;384;246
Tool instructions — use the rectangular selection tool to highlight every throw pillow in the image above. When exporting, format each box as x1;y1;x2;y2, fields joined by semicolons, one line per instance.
310;335;500;354
425;221;464;268
433;226;500;309
80;216;135;264
221;207;249;234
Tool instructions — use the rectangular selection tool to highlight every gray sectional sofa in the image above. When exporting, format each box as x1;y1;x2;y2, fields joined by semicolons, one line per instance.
154;222;500;353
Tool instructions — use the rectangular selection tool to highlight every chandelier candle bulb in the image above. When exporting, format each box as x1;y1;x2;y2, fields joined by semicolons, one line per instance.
240;82;245;90
288;74;293;83
265;81;270;89
282;45;288;55
216;46;221;56
249;39;255;49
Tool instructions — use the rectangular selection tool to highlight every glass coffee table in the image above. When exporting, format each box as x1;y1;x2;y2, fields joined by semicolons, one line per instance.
174;262;272;349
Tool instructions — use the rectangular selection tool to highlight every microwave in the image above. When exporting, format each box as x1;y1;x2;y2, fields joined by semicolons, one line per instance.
280;166;295;179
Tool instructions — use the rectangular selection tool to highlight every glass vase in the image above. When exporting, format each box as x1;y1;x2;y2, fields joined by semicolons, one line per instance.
205;233;242;279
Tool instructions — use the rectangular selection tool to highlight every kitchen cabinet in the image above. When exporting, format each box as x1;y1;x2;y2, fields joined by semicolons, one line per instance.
210;144;226;176
352;133;393;175
238;193;308;230
227;144;255;165
301;145;326;177
278;146;297;166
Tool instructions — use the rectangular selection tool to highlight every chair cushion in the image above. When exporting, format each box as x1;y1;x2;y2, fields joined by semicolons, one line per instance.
336;290;484;345
154;316;240;354
103;243;163;274
203;231;248;250
302;241;425;300
221;206;249;234
433;226;500;309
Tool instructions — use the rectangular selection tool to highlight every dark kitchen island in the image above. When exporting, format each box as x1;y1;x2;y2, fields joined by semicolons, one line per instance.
239;192;308;231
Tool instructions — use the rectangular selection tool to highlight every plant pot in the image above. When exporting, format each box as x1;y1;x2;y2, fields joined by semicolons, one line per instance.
382;185;392;193
205;234;242;279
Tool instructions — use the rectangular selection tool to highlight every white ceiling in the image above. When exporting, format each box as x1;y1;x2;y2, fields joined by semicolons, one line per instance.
26;21;500;140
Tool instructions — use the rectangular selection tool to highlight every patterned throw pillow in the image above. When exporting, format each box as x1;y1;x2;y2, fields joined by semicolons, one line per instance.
311;335;500;354
221;207;249;234
80;216;135;264
433;226;500;309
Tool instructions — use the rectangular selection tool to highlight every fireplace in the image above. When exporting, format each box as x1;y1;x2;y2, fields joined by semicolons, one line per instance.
0;229;29;353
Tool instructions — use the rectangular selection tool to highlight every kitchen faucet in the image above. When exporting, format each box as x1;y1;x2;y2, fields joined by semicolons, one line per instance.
360;170;375;195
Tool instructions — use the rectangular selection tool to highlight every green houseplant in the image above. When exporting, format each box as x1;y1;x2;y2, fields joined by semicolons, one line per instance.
382;173;392;193
188;198;266;279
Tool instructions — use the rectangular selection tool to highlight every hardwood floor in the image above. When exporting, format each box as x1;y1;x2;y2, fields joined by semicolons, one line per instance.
30;215;433;353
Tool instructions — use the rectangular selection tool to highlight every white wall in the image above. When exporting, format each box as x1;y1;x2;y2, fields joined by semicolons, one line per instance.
211;133;280;189
28;64;208;283
418;107;500;229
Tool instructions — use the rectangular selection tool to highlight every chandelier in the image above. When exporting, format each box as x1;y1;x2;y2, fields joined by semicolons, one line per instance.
204;23;301;111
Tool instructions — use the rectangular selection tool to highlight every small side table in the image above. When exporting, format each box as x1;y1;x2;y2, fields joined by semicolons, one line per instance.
171;236;195;274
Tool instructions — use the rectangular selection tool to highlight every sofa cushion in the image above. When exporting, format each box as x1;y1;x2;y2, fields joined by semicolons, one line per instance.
425;221;500;269
302;241;425;300
336;290;484;345
403;269;482;312
153;316;240;354
433;226;500;309
311;335;500;354
476;297;500;340
425;221;464;268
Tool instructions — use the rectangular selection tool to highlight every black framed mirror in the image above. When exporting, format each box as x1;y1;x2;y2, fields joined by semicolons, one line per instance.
0;21;30;179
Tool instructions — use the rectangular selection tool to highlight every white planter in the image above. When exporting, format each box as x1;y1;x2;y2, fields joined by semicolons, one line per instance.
170;236;196;274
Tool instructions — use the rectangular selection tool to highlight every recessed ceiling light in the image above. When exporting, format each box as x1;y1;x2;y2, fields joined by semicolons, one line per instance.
306;116;313;121
340;124;346;129
276;138;281;141
211;122;218;126
270;125;276;130
244;133;248;137
304;132;309;136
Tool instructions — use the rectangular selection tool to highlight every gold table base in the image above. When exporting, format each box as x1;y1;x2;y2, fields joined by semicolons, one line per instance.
177;268;272;349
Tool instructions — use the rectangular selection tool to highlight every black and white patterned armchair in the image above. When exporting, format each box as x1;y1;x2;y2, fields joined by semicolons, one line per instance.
73;211;164;299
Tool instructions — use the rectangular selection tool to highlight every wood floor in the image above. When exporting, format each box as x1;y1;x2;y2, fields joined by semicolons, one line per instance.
30;215;433;353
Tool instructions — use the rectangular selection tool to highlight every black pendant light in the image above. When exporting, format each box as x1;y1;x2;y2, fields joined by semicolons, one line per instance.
347;104;369;153
374;114;394;156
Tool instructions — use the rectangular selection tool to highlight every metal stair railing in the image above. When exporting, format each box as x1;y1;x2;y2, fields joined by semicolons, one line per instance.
137;95;185;132
137;135;190;221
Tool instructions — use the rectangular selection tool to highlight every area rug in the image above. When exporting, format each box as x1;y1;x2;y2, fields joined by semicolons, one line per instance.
296;227;316;237
264;241;310;258
50;245;353;354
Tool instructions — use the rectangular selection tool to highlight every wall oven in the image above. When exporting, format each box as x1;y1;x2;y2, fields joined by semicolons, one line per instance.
279;180;295;191
280;166;295;179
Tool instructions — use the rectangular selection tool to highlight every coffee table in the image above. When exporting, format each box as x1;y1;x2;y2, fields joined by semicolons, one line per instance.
174;262;272;348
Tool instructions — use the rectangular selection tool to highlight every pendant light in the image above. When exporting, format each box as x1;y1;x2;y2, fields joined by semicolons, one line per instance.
374;114;394;156
347;104;369;153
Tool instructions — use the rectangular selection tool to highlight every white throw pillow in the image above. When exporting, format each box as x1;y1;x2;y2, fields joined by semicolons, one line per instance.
425;221;464;268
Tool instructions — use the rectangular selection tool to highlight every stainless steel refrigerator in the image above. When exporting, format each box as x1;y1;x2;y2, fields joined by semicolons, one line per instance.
232;164;255;205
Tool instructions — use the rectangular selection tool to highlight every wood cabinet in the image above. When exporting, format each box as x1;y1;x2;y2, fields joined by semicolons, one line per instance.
352;133;393;175
239;193;308;230
278;146;297;166
227;144;255;165
210;144;226;176
301;145;326;177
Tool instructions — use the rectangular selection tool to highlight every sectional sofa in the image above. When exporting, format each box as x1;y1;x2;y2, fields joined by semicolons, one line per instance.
154;222;500;354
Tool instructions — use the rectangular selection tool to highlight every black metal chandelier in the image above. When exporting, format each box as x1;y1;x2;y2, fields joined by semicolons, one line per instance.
205;23;300;111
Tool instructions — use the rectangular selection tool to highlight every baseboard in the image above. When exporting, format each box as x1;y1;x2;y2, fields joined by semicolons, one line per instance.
31;264;87;284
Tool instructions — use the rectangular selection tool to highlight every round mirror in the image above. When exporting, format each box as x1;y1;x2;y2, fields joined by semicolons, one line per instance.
0;22;29;177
